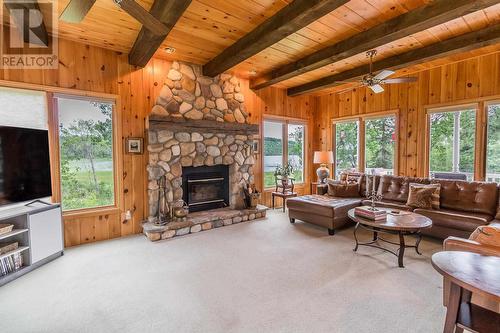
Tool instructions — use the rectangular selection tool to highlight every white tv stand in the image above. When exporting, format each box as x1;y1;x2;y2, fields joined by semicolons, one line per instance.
0;202;63;286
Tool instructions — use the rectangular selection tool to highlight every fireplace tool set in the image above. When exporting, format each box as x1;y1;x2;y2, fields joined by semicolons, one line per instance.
156;176;189;225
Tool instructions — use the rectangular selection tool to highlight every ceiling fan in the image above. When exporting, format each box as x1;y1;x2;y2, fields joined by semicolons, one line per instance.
336;50;417;94
60;0;168;35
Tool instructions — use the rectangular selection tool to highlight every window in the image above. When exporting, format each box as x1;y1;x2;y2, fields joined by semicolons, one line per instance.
287;124;304;183
57;97;116;210
0;87;47;130
429;107;476;180
486;103;500;182
334;120;359;178
263;119;306;188
365;116;396;175
263;121;283;188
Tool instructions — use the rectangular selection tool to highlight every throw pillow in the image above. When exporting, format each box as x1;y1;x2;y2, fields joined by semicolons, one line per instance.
469;225;500;248
406;184;437;209
327;183;360;197
408;183;441;209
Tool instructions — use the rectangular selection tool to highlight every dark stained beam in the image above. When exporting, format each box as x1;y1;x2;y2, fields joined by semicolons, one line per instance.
4;0;48;46
252;0;500;90
128;0;192;67
202;0;349;77
116;0;169;36
287;24;500;96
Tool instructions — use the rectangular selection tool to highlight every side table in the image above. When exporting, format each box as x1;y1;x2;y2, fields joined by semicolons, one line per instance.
431;251;500;333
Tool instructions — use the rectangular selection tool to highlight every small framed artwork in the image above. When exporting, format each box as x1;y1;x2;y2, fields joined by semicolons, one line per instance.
126;137;144;154
252;139;259;154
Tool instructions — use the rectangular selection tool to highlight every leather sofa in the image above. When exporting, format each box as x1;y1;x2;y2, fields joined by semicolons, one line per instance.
286;174;499;239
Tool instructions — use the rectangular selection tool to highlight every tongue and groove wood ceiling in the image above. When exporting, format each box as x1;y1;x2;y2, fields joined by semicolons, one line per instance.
51;0;500;94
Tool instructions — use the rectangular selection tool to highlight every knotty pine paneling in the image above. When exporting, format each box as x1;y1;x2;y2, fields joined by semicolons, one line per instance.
241;85;316;208
313;51;500;179
0;38;311;246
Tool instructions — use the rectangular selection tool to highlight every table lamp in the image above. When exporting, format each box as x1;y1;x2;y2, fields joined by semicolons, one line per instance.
314;151;333;184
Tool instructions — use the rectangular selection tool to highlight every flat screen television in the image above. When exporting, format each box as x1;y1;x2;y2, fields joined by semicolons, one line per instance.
0;126;52;206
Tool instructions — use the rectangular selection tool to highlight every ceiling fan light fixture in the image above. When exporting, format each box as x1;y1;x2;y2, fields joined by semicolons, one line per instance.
164;46;176;54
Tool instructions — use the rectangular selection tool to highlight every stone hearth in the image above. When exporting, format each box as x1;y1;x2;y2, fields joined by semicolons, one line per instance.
144;61;264;240
142;205;267;241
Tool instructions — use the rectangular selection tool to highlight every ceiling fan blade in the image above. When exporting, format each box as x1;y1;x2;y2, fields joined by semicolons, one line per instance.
369;84;385;94
373;69;395;81
382;77;418;84
115;0;169;36
60;0;96;23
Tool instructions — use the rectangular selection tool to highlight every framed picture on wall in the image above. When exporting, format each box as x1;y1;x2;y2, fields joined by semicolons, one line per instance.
126;137;143;154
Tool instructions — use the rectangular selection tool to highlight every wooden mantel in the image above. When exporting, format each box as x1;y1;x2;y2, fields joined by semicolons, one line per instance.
147;115;259;135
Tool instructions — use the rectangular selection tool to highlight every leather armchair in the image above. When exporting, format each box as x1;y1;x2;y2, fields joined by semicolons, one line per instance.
442;223;500;313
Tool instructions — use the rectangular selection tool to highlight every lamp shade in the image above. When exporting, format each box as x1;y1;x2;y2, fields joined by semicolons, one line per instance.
313;151;334;164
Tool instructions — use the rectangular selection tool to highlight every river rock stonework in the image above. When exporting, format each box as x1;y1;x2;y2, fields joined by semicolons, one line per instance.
151;61;249;123
147;61;257;223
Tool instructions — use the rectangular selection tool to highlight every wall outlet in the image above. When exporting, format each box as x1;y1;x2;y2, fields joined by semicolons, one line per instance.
125;210;132;220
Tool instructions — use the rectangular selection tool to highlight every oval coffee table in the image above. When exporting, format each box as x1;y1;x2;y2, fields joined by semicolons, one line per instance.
348;208;432;268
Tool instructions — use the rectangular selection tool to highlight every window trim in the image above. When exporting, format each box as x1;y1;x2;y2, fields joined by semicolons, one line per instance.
262;117;307;189
484;100;500;182
49;93;122;215
425;104;479;180
332;119;360;178
332;110;399;178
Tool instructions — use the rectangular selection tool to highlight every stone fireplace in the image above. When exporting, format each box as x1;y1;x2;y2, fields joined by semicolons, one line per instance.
143;61;266;242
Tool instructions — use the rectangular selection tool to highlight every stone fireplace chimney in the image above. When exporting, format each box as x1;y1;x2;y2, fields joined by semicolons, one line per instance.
146;61;259;222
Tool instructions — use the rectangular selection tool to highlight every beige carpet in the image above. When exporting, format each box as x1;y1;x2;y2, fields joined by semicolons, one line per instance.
0;210;447;333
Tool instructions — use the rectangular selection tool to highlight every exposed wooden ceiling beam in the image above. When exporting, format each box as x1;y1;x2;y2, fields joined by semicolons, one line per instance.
128;0;192;67
116;0;169;36
202;0;350;77
287;24;500;96
252;0;500;90
4;0;48;46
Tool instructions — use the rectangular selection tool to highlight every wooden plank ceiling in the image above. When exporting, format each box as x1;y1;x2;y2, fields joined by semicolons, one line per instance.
43;0;500;94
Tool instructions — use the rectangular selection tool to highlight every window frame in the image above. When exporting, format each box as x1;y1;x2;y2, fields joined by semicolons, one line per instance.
262;117;307;189
49;93;122;215
332;118;360;178
425;103;479;181
484;100;500;182
331;110;399;178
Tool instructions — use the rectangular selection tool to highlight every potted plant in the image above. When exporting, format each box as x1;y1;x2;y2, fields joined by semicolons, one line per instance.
274;162;295;186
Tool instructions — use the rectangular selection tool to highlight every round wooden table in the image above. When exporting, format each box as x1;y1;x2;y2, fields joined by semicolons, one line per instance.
432;251;500;333
348;208;432;268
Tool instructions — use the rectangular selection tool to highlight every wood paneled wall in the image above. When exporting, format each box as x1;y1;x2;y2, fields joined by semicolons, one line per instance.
314;51;500;179
0;38;313;246
241;85;316;208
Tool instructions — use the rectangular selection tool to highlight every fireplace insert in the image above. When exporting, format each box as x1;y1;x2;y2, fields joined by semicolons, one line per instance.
182;165;229;212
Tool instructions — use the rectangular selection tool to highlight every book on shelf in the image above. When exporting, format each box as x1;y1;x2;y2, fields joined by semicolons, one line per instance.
0;252;23;277
354;206;387;220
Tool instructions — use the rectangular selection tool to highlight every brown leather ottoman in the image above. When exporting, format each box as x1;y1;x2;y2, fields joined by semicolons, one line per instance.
286;194;362;235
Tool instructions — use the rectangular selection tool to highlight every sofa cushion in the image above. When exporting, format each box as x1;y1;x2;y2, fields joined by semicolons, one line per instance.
414;208;492;232
406;183;440;209
287;195;362;217
362;199;413;211
431;179;498;216
327;183;361;197
377;175;430;203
